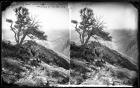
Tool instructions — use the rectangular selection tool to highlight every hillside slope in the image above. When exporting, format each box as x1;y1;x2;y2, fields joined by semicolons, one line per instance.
70;41;138;86
1;40;70;87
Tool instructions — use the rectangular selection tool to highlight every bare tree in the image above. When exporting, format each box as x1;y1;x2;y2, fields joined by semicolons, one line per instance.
71;7;112;47
6;6;47;46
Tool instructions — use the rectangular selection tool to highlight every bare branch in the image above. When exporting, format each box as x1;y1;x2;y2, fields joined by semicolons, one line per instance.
30;16;39;27
10;23;18;43
75;24;83;43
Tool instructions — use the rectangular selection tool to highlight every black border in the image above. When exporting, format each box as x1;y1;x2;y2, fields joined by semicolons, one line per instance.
0;0;139;88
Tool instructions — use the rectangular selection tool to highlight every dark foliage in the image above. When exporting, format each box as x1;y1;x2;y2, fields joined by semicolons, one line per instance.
6;6;47;46
71;7;112;47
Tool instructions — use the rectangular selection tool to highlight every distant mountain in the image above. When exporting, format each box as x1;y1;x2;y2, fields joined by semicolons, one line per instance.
47;29;70;57
112;29;138;64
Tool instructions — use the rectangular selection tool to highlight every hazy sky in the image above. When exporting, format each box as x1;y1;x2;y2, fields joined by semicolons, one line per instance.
69;2;138;51
2;2;70;53
2;2;138;53
2;2;69;42
69;2;137;31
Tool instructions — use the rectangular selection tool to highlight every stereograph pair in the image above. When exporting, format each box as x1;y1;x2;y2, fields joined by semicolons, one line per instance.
1;1;138;87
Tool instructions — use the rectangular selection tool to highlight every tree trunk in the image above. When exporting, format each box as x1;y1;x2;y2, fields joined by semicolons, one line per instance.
83;35;91;47
19;34;27;46
81;31;85;45
17;28;21;45
15;34;27;54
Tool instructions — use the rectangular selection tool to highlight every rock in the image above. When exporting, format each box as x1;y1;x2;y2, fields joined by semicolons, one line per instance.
70;59;91;72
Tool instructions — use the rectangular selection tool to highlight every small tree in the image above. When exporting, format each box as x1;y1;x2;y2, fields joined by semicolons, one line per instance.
6;6;47;46
71;7;112;47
